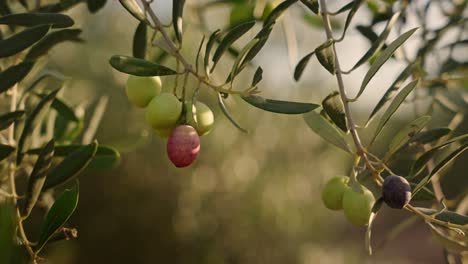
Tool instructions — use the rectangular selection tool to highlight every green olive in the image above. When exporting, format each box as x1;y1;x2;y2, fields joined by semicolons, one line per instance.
145;93;182;129
342;186;375;226
321;176;350;210
126;75;162;108
188;102;215;136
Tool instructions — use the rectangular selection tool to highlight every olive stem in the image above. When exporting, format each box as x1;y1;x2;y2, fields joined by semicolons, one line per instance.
140;0;247;96
318;0;380;182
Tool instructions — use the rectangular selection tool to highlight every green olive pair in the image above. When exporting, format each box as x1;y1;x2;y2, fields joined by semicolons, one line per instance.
321;176;375;226
125;75;214;137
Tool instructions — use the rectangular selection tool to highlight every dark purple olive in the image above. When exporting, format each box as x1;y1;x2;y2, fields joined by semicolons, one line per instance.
382;175;412;209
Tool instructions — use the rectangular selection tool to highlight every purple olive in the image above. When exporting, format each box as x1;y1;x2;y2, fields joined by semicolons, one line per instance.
382;175;412;209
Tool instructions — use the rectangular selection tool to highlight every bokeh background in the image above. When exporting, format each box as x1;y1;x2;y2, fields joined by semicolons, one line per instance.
11;0;467;263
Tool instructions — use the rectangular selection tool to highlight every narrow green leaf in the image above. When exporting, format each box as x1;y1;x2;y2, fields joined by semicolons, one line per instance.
371;80;418;144
235;26;273;73
322;91;347;132
351;28;418;101
17;89;60;165
413;143;468;196
173;0;185;43
211;21;255;72
241;95;319;114
366;198;384;255
315;40;335;74
204;29;221;77
339;0;364;40
229;38;260;80
331;1;354;15
356;25;379;44
428;223;468;254
109;55;177;76
408;134;468;179
300;0;319;14
23;140;55;219
303;110;350;153
251;66;263;87
118;0;146;21
349;12;400;71
43;141;98;190
25;29;83;61
0;62;34;94
367;62;414;124
51;98;79;123
0;144;15;161
386;116;431;158
0;111;25;131
410;128;451;145
264;0;298;26
0;13;74;28
294;51;315;81
217;93;248;133
133;21;147;59
0;25;50;58
35;185;79;253
410;183;435;201
416;208;468;226
87;0;106;13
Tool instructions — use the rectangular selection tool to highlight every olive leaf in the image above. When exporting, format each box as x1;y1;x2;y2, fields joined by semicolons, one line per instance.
228;38;260;81
133;21;147;59
322;91;347;132
294;50;315;81
217;93;248;133
241;95;319;114
118;0;146;22
0;144;15;162
25;29;83;61
204;29;221;77
0;62;34;94
300;0;319;14
251;66;263;87
35;184;79;253
315;40;335;74
264;0;298;26
0;24;50;58
366;198;384;255
339;0;364;41
0;111;25;131
87;0;107;13
415;208;468;226
109;55;177;76
409;128;451;145
303;110;351;153
173;0;185;43
0;13;74;28
23;140;55;219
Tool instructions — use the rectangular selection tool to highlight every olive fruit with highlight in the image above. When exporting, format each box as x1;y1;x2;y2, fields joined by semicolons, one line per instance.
342;186;375;226
126;75;161;107
321;176;350;210
188;102;215;136
382;175;411;209
145;93;182;129
167;125;200;168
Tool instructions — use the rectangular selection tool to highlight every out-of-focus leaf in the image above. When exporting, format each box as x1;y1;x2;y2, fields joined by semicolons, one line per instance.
367;63;414;124
173;0;185;43
264;0;298;26
236;26;273;73
0;144;15;161
349;12;400;71
118;0;146;21
315;40;335;74
303;110;350;153
35;185;79;253
385;116;431;158
429;223;468;254
52;98;79;123
300;0;319;14
322;91;347;132
133;21;147;59
371;80;418;144
366;198;383;255
217;93;248;133
356;25;379;44
0;0;12;16
23;140;55;219
0;111;25;131
43;141;98;190
17;89;60;165
109;55;177;76
294;51;315;81
87;0;106;13
0;25;50;58
351;28;418;101
252;66;263;87
0;202;15;264
339;0;364;40
416;208;468;226
410;183;435;201
410;128;451;144
0;13;74;28
408;134;468;178
204;29;221;76
229;38;260;80
241;95;319;114
211;21;255;72
331;1;354;15
0;62;34;94
25;29;83;60
413;143;468;196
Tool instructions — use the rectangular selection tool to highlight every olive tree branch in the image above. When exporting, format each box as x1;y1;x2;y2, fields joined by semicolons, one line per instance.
140;0;248;96
318;0;382;184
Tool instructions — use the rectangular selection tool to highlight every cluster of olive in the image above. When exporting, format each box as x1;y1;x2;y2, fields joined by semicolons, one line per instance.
321;175;412;226
125;75;214;167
